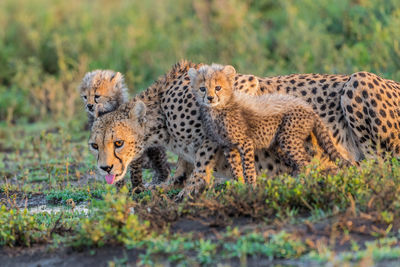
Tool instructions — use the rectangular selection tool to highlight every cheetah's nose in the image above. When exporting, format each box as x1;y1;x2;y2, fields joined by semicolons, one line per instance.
87;104;94;111
100;165;113;173
207;96;214;101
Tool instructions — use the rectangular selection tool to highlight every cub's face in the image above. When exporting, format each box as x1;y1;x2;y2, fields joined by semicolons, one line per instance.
79;70;124;117
88;101;147;185
188;65;236;108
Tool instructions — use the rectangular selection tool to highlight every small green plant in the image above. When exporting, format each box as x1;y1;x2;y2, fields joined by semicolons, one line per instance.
46;187;106;205
223;230;306;260
0;205;46;247
69;187;153;248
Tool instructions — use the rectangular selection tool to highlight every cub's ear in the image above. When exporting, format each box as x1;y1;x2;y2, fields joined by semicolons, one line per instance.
110;72;122;83
188;68;198;83
130;100;147;124
222;65;236;78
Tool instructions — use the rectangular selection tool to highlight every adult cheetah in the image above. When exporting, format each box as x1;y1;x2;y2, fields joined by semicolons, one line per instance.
88;60;399;197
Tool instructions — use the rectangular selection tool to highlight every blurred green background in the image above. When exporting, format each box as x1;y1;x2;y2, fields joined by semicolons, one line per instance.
1;0;400;124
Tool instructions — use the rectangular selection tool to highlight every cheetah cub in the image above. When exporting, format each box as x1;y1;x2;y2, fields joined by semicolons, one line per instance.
79;70;170;188
188;64;348;185
79;70;129;128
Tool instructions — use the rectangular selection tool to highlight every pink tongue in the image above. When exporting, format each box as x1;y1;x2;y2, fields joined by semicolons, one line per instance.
105;174;116;184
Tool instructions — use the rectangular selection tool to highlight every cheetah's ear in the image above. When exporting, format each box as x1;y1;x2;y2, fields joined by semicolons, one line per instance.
222;65;236;78
110;72;122;83
130;100;147;125
188;68;198;83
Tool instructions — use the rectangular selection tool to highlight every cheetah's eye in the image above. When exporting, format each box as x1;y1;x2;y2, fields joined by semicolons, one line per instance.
114;140;124;148
82;95;87;100
91;143;98;150
199;87;206;92
215;86;221;91
94;95;100;99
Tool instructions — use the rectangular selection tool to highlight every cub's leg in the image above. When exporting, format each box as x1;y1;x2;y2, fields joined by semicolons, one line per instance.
224;148;244;182
276;133;311;175
236;140;257;186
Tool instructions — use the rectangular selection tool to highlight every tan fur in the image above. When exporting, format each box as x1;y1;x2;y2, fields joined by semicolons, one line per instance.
234;92;312;117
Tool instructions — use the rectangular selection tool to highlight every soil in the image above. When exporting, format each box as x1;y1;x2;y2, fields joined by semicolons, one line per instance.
0;192;48;209
0;245;143;267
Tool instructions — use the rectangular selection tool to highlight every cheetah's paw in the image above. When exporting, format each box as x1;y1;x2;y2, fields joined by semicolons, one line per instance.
175;179;206;201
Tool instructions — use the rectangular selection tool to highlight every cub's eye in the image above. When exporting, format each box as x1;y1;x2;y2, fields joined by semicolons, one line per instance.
114;140;124;148
94;95;100;99
91;143;98;150
82;96;87;100
215;86;221;91
199;87;206;92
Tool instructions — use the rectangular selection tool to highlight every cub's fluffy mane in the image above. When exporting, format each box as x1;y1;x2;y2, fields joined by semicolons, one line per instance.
194;63;227;83
197;63;224;76
79;69;129;102
234;92;313;117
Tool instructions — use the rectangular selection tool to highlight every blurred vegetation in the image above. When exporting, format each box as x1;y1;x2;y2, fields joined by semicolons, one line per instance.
1;0;400;123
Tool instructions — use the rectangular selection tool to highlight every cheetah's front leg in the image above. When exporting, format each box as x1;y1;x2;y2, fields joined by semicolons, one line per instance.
145;147;170;186
224;148;244;183
176;140;218;200
237;141;257;186
129;158;145;194
169;156;194;186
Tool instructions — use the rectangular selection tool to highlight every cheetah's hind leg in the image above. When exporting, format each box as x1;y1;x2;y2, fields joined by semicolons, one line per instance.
237;141;257;186
277;135;311;176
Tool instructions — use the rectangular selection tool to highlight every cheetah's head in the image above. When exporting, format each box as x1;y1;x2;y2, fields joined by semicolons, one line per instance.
88;100;147;185
188;64;236;108
79;70;128;118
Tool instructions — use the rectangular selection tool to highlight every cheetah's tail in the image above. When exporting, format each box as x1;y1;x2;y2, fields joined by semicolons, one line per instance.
312;115;349;166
